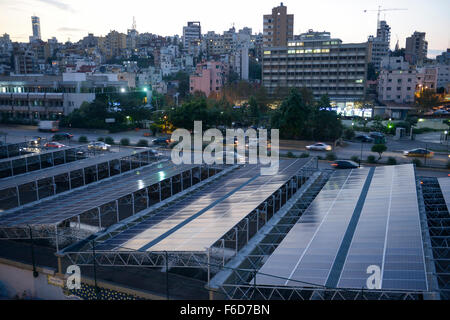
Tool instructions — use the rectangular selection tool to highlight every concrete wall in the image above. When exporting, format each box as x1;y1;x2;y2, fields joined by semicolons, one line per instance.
0;258;67;299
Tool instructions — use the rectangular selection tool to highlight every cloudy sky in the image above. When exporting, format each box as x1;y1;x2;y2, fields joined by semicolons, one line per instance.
0;0;449;57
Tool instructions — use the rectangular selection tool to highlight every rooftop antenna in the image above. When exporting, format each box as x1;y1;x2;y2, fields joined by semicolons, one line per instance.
132;16;137;30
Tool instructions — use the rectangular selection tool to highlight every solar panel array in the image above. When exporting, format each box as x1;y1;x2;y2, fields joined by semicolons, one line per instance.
96;159;309;252
0;149;149;190
256;165;428;292
0;161;196;227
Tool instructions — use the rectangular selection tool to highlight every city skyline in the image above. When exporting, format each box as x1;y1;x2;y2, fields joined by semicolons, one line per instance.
0;0;449;57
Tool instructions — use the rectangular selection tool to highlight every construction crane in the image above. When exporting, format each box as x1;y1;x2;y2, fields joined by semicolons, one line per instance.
364;6;408;27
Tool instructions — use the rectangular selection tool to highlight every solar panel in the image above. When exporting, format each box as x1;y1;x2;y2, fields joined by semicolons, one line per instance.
255;165;428;292
0;149;149;190
0;161;196;227
96;159;310;252
338;165;427;291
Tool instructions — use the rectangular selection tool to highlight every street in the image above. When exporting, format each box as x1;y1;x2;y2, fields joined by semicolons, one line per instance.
1;124;449;169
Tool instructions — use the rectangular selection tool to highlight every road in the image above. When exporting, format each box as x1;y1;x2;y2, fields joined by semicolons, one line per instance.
1;124;449;169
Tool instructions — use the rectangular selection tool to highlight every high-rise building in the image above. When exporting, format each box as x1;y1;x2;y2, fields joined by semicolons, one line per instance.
105;30;127;59
183;22;201;49
405;31;428;66
368;20;391;71
30;16;41;42
263;3;294;47
262;30;371;114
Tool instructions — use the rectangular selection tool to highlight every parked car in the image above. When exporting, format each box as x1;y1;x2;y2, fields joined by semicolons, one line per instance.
354;135;374;143
331;160;359;169
152;137;171;146
88;141;111;151
149;149;163;158
306;143;332;151
434;109;449;115
52;133;73;141
369;132;384;139
30;136;42;146
403;148;434;158
44;142;66;149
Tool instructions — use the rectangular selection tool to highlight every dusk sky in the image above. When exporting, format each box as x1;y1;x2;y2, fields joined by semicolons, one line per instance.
0;0;449;57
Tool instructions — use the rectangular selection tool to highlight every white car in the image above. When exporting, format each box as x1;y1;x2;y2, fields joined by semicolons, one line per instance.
306;143;332;151
88;141;111;151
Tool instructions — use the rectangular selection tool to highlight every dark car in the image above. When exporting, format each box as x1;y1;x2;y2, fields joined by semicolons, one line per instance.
354;135;374;143
152;137;171;146
52;133;73;141
331;160;359;169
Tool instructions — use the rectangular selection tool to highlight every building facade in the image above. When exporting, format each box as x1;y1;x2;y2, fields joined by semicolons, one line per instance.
183;22;201;49
30;16;41;42
0;73;128;119
263;3;294;48
189;61;226;97
405;31;428;66
369;20;391;71
262;30;370;114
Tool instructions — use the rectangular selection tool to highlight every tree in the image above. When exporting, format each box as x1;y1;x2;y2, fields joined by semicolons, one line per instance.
372;144;387;160
415;88;441;113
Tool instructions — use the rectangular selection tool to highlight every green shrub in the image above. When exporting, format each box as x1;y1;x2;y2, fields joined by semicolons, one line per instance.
105;137;115;145
120;138;130;146
300;153;310;158
287;151;296;158
367;155;377;164
97;137;105;142
317;156;324;160
351;156;360;163
387;157;397;165
78;136;88;143
325;152;337;161
412;158;422;167
137;139;149;147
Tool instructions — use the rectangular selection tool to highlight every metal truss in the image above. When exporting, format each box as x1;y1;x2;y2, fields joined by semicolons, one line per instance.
220;284;424;300
418;177;450;300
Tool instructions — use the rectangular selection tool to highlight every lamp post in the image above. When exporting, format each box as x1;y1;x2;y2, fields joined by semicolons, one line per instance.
360;141;363;168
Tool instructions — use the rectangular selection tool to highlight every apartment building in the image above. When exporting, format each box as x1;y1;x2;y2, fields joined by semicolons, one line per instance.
262;30;370;110
0;73;128;119
263;3;294;47
378;56;417;104
183;22;201;49
405;31;428;66
189;61;226;97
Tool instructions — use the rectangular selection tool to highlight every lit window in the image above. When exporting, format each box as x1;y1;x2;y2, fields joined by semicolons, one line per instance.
296;42;304;46
288;49;296;54
321;49;330;53
296;49;304;54
305;49;312;53
264;51;271;55
313;49;321;53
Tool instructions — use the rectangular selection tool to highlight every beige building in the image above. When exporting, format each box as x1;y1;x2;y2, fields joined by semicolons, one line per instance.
263;3;294;48
262;30;370;108
105;31;127;59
